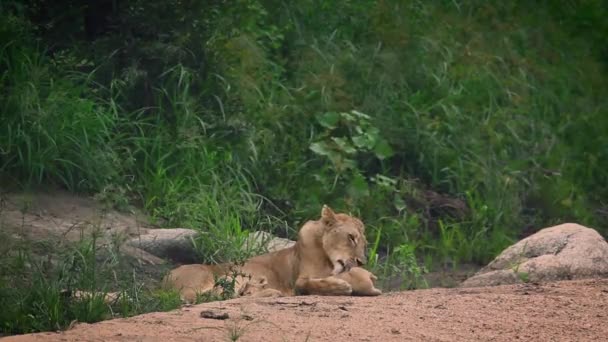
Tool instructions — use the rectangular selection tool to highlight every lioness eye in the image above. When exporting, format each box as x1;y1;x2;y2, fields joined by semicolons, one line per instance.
348;233;356;245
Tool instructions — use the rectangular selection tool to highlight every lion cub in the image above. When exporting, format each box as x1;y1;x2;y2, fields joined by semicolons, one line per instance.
336;267;382;296
238;275;284;298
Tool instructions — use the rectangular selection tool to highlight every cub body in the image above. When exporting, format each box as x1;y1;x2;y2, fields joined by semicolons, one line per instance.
336;267;382;296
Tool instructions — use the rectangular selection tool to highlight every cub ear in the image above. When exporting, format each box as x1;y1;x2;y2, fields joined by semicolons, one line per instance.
321;204;337;226
257;276;268;286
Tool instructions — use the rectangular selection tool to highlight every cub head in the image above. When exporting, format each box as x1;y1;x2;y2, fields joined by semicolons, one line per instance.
238;275;269;296
320;205;367;275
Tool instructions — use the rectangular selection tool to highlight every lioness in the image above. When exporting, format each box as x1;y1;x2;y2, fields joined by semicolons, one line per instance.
163;205;372;302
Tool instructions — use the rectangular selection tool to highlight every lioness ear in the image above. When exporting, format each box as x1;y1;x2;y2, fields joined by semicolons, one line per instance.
321;204;337;226
358;223;365;235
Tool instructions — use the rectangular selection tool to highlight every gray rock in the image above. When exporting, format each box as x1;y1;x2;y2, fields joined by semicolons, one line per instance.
120;245;167;265
243;231;295;253
126;229;295;263
126;228;199;263
461;223;608;287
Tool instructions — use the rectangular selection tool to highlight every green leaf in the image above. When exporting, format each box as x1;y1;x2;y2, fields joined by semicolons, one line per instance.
352;134;370;149
373;139;394;160
351;135;365;149
330;154;356;171
331;137;357;154
350;110;371;120
364;128;381;149
348;173;369;198
316;112;340;129
342;158;357;170
340;111;357;122
372;174;397;188
309;141;332;156
393;195;407;212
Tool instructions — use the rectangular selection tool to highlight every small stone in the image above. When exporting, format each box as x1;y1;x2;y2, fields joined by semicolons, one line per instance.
200;310;229;320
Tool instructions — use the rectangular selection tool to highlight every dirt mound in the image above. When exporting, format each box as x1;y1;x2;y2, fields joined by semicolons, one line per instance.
4;278;607;342
1;190;149;241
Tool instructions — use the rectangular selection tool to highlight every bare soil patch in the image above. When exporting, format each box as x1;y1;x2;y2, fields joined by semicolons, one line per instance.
4;278;607;342
0;190;150;242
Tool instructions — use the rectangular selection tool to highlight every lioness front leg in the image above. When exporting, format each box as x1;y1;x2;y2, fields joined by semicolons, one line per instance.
295;276;353;296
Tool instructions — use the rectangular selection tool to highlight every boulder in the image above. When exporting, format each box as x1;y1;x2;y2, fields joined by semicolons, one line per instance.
120;245;167;265
126;229;295;263
126;228;199;263
243;231;295;253
461;223;608;287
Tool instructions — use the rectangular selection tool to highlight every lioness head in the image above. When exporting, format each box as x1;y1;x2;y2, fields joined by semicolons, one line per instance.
320;205;367;275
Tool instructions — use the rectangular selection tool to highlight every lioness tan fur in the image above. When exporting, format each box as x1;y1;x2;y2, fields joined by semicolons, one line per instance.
163;205;370;302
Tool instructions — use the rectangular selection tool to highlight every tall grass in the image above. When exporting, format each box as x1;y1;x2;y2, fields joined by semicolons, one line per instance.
0;15;120;192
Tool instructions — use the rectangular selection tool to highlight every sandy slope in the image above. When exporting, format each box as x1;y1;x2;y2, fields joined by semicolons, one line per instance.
3;278;607;342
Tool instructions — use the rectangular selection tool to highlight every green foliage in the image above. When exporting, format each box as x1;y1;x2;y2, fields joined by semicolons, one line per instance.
370;242;428;291
0;14;119;191
214;267;247;301
309;109;394;200
311;110;394;171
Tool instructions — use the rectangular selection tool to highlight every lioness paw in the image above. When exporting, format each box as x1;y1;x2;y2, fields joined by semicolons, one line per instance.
369;288;382;296
328;278;353;295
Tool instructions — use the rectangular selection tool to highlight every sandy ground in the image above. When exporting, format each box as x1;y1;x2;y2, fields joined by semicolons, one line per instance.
3;278;607;342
